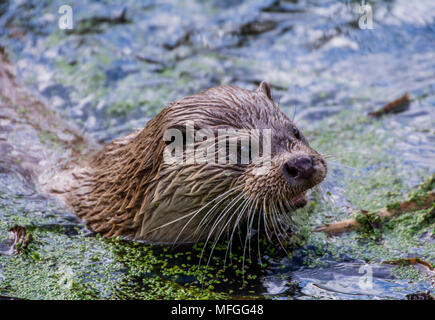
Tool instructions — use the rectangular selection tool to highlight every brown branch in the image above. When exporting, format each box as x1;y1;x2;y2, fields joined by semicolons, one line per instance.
368;93;410;117
315;190;435;235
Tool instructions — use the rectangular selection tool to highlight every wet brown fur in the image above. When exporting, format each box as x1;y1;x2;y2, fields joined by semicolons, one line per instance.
48;82;327;243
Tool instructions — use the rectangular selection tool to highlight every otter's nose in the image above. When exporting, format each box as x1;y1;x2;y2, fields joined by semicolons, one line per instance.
282;156;314;182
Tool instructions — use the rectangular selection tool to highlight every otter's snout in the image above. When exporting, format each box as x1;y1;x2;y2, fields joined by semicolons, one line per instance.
282;156;314;183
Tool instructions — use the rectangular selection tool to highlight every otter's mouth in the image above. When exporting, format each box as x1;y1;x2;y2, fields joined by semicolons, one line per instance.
290;193;308;209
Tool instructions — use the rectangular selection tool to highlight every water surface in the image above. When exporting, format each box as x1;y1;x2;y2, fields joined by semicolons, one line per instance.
0;0;434;299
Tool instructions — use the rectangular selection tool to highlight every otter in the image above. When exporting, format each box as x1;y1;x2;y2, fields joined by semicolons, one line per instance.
41;81;327;244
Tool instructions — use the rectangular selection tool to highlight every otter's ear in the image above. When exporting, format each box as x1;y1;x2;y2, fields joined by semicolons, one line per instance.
257;81;273;101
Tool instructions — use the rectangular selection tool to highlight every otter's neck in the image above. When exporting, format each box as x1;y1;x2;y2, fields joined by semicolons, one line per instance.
69;114;168;238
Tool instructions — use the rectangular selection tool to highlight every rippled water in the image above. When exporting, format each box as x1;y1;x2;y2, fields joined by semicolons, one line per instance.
0;0;434;299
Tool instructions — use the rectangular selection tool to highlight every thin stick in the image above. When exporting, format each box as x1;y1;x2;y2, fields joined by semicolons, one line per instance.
315;190;435;235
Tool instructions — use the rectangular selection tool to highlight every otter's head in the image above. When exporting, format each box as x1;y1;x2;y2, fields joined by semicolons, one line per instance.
152;81;327;243
81;81;327;243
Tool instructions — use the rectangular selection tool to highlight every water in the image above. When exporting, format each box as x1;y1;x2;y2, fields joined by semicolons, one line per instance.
0;0;434;299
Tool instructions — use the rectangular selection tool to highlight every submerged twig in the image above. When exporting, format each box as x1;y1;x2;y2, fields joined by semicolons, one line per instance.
368;93;410;117
383;258;435;287
315;190;435;235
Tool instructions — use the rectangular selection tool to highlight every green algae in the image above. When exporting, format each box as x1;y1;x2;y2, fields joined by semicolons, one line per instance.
0;0;434;300
0;190;275;299
0;225;273;299
286;110;434;282
3;106;432;300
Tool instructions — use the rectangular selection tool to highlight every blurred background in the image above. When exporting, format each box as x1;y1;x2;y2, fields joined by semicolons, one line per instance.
0;0;434;300
0;0;433;143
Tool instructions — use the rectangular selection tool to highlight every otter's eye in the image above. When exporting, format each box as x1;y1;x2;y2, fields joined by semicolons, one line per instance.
293;127;300;139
